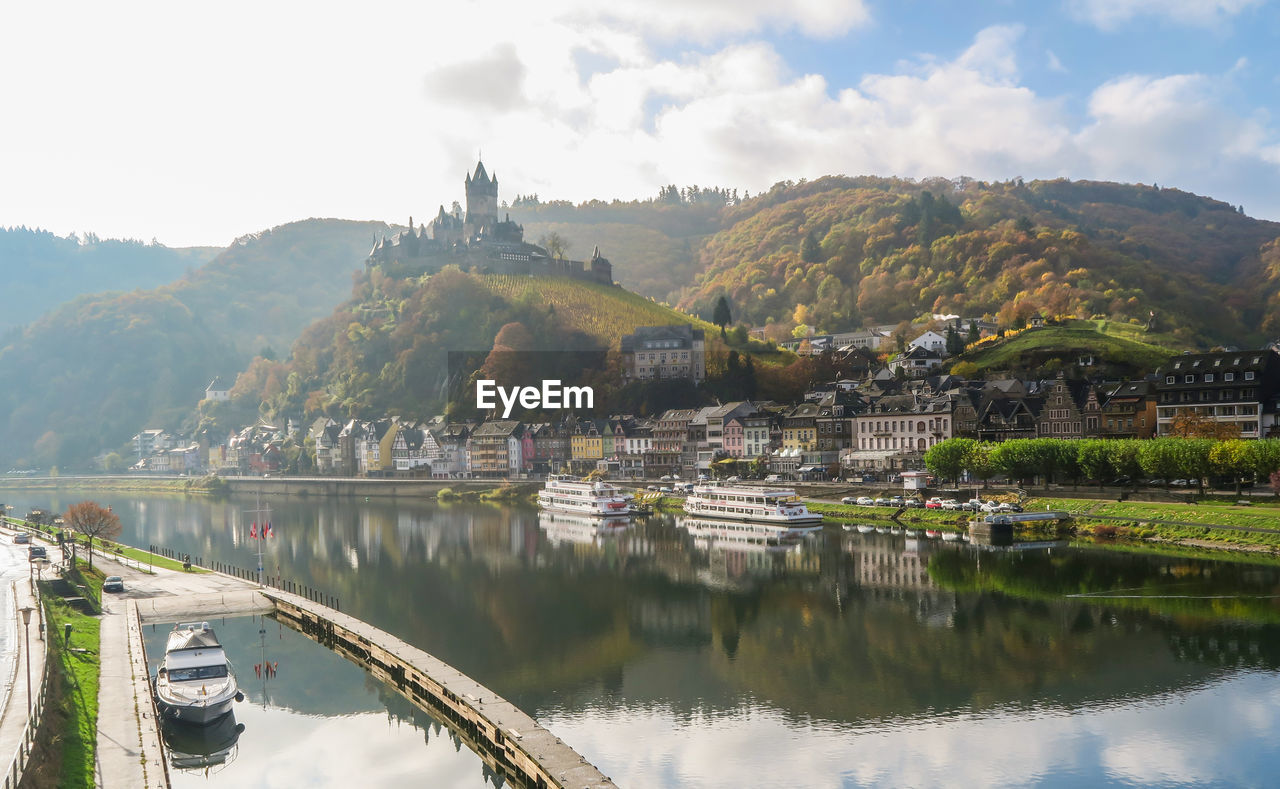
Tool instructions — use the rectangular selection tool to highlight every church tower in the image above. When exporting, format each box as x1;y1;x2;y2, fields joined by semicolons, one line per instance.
464;160;498;241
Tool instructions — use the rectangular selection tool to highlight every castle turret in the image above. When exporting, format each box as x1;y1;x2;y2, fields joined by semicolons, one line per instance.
464;160;498;241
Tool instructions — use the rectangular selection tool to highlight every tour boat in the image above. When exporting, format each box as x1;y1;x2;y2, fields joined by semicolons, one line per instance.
679;517;808;549
154;622;242;724
537;475;635;517
682;483;823;527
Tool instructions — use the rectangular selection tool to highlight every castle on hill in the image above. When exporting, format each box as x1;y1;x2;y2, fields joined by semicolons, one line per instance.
366;160;613;285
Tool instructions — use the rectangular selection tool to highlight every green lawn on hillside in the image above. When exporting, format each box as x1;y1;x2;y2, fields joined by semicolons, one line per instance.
956;323;1178;376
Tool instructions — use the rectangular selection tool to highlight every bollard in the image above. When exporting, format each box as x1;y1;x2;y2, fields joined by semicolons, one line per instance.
63;623;72;644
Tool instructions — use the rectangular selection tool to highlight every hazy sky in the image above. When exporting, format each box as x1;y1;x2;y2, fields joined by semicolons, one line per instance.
2;0;1278;247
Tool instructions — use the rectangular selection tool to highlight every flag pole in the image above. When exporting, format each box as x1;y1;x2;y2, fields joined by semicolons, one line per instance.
244;490;271;588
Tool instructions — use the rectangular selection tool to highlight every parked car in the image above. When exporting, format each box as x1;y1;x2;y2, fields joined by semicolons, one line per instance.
903;498;924;508
27;545;46;559
727;476;740;482
103;576;124;593
999;502;1024;513
13;533;29;544
889;496;906;506
1110;476;1132;486
856;496;874;506
979;501;1003;513
647;485;660;491
1170;479;1190;487
941;499;963;511
659;486;673;493
925;498;943;509
874;497;893;507
840;496;859;504
765;475;782;483
660;475;674;482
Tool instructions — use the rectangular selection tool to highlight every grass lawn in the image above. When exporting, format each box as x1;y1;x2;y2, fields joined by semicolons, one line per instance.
805;501;970;530
37;562;104;787
1027;496;1280;532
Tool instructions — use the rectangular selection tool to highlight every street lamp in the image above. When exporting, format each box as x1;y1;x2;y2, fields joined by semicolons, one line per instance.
19;606;32;719
33;560;48;639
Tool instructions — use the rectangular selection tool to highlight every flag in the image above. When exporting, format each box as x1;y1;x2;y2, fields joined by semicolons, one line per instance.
265;522;273;538
249;522;258;539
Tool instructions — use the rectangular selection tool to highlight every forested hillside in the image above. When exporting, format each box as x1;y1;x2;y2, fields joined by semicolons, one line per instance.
0;218;392;467
162;218;395;355
678;177;1280;346
234;266;726;421
0;227;217;333
0;291;238;469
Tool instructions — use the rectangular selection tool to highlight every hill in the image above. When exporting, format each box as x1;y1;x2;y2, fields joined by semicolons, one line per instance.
237;265;791;422
0;291;238;469
0;218;393;467
507;193;726;305
951;320;1180;379
678;177;1280;347
161;218;396;355
0;226;218;334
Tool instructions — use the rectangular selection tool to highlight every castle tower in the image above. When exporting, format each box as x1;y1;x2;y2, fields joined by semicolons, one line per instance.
464;160;499;241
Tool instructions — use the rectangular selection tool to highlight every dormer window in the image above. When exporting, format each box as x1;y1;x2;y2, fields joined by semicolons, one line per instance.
1205;374;1215;382
1214;359;1222;366
1225;372;1235;381
1245;371;1256;381
1184;374;1195;383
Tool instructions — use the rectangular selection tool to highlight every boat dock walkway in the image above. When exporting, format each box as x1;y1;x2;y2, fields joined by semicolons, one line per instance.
91;554;615;789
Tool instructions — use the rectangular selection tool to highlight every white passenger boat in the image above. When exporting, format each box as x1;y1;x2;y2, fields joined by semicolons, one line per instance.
682;483;823;527
537;475;635;517
155;622;242;724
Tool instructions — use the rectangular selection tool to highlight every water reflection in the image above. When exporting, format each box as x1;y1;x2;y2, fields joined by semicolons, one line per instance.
13;489;1280;786
162;713;245;774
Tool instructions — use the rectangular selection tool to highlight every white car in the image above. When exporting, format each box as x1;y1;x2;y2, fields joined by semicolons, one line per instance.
941;499;963;510
979;501;1003;513
840;496;859;504
857;496;874;506
727;476;740;482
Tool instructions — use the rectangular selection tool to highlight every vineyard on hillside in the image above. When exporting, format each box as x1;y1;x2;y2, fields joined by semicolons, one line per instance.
480;274;716;346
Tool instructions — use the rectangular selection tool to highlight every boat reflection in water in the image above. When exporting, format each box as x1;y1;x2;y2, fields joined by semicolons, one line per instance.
537;510;632;546
677;517;808;552
161;711;245;773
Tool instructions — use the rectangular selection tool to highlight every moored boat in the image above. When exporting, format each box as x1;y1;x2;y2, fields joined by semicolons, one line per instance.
154;622;242;725
537;475;635;517
682;483;822;527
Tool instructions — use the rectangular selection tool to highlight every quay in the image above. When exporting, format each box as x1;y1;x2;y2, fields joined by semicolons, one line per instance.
0;540;615;789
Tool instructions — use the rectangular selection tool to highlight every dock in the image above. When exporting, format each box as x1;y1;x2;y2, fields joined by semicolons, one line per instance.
969;510;1072;545
113;562;616;789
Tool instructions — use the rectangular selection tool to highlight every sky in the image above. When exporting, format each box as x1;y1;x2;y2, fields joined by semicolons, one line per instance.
1;0;1278;247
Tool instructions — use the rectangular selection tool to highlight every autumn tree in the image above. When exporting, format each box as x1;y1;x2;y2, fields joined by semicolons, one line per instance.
1169;409;1239;439
64;500;122;570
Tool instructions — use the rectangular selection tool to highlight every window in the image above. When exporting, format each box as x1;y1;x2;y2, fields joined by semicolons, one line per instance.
1185;374;1195;383
1245;371;1256;381
1205;373;1215;382
1166;375;1176;384
1225;372;1235;381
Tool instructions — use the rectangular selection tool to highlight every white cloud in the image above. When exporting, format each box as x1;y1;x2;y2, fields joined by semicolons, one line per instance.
1068;0;1264;30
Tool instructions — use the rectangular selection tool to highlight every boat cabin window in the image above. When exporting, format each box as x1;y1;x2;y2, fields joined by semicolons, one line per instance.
168;664;229;682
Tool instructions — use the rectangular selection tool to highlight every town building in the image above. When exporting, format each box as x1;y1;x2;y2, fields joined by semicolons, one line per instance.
1154;350;1280;437
620;325;707;383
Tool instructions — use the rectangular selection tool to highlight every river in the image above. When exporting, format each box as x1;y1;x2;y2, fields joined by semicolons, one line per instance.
10;489;1280;787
